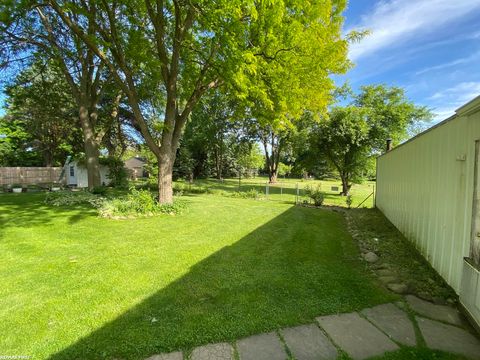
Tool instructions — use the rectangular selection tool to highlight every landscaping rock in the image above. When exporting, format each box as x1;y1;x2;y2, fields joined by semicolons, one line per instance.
387;283;409;294
406;295;463;326
363;252;379;263
144;352;183;360
361;303;416;346
316;312;398;360
237;332;286;360
377;269;395;277
191;342;233;360
281;324;337;360
417;292;434;302
378;276;397;285
371;263;389;270
417;317;480;359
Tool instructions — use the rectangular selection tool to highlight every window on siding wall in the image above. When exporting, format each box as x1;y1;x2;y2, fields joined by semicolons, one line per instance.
70;166;75;177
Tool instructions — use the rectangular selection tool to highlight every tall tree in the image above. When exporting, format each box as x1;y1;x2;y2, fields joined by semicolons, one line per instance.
45;0;352;203
1;2;115;189
311;107;370;195
311;85;433;195
1;60;82;166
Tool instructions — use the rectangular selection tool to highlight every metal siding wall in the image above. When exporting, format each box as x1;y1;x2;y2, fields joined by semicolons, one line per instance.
377;116;470;292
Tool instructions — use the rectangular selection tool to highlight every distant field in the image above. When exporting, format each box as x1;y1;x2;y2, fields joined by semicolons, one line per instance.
178;176;376;208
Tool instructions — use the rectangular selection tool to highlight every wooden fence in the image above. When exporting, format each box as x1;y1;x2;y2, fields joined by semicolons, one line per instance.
0;167;64;186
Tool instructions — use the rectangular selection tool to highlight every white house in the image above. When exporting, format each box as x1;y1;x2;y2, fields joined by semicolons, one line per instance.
65;159;110;188
376;95;480;330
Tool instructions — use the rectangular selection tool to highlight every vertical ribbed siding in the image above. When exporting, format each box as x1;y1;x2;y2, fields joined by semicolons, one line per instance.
376;115;471;293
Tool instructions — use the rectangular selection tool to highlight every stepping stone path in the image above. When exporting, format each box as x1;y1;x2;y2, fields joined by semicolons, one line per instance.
361;303;416;346
237;332;286;360
281;324;337;360
145;296;480;360
191;343;233;360
406;294;464;326
417;317;480;359
317;312;398;359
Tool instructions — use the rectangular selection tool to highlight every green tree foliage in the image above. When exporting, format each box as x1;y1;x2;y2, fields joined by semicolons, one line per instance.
0;61;82;166
311;107;371;196
354;85;433;151
0;2;117;189
0;117;42;166
310;85;433;195
40;0;351;203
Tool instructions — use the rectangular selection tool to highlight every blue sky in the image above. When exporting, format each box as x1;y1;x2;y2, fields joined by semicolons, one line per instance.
341;0;480;122
1;0;480;123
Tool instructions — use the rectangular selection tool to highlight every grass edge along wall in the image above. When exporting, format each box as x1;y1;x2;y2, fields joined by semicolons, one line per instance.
376;95;480;330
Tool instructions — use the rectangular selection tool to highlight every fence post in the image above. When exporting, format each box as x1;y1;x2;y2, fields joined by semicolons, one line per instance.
373;183;376;208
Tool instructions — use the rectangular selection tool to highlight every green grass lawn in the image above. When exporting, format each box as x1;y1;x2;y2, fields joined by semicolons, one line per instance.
0;191;392;359
177;176;376;208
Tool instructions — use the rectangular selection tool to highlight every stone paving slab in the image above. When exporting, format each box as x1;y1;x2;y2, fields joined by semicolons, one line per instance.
316;312;398;360
237;332;287;360
406;295;463;326
417;317;480;359
191;342;233;360
281;324;338;360
361;303;416;346
145;352;183;360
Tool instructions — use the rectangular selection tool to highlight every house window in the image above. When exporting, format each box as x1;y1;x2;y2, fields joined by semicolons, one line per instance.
70;166;75;177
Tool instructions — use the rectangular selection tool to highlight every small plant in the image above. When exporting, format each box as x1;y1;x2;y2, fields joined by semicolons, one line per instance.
304;185;324;206
230;188;261;199
91;185;108;196
346;195;353;209
98;187;186;218
45;191;102;207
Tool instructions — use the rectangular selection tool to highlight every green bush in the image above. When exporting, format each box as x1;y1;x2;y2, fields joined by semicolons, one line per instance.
230;188;262;199
101;157;129;188
98;188;186;218
91;186;108;196
45;191;103;207
304;185;324;206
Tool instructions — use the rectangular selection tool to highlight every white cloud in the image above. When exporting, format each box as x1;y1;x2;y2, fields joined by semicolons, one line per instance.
428;81;480;120
348;0;480;61
415;51;480;75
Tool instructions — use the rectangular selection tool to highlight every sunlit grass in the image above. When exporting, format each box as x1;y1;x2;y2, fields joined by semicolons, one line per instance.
1;192;391;359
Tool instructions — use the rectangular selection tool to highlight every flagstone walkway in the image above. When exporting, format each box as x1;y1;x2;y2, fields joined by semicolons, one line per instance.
146;295;480;360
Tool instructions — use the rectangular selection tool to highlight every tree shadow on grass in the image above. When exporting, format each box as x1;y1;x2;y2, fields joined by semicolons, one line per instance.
47;206;393;360
0;193;97;236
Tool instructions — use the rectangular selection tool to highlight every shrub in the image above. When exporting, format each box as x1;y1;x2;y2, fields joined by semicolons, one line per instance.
230;188;261;199
101;157;129;188
98;188;186;218
45;191;103;207
304;185;324;206
91;186;108;196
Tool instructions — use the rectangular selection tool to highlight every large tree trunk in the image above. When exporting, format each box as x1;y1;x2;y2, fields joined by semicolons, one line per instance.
157;149;175;204
79;103;101;190
340;174;350;196
269;170;278;184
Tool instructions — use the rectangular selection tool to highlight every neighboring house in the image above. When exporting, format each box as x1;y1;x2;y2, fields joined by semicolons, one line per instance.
376;95;480;330
124;156;148;180
65;159;110;188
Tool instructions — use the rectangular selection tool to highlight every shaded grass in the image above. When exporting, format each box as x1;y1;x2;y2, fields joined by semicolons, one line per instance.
345;208;457;302
369;347;468;360
0;193;392;360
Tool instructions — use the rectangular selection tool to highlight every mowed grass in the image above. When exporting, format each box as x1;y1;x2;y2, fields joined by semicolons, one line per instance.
0;192;393;360
182;176;376;208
